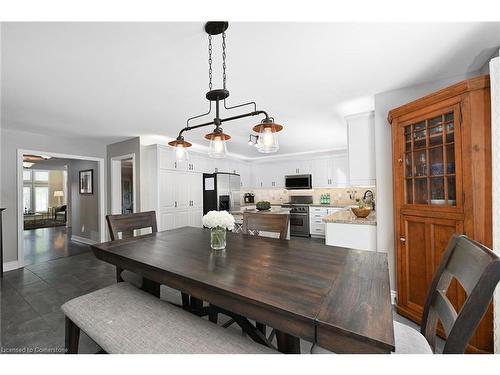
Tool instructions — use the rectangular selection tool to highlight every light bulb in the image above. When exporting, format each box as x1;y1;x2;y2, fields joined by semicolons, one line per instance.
213;136;224;153
262;128;274;148
173;144;189;162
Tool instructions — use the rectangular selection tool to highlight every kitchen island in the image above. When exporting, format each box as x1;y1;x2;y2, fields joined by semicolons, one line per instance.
323;208;377;251
231;207;291;239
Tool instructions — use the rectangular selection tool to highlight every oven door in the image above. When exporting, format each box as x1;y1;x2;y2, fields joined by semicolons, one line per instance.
289;213;310;237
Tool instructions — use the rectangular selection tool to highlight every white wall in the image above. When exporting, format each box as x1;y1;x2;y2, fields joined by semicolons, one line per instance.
68;159;99;241
374;71;482;290
0;127;107;264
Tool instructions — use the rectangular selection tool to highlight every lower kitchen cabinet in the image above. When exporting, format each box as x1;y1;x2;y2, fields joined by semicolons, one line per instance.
325;222;377;251
309;207;343;237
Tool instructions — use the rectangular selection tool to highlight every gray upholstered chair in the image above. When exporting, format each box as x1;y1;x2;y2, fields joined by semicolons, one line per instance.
106;211;189;308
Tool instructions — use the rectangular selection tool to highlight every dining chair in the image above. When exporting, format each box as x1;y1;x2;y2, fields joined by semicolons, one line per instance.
242;212;290;239
313;234;500;354
106;211;189;308
395;234;500;354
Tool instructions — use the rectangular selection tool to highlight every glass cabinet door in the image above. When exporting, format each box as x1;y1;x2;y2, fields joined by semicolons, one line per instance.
401;107;460;207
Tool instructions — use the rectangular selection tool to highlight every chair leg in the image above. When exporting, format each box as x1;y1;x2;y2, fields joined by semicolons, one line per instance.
65;317;80;354
208;304;218;324
256;322;266;335
116;266;124;282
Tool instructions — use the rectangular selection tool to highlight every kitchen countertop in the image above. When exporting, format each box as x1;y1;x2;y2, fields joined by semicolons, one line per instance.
241;203;347;208
231;208;292;215
322;208;377;225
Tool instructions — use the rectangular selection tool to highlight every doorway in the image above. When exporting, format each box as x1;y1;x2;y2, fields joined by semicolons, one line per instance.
110;154;136;215
17;149;105;268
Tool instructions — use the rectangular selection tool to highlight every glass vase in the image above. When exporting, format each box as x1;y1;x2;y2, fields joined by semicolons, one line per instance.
210;227;226;250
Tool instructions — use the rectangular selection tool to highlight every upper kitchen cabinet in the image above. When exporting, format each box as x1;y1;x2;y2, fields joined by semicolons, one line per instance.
312;155;349;188
346;111;376;186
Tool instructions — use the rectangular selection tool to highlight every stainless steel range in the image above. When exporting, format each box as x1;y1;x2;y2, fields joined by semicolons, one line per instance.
281;195;313;237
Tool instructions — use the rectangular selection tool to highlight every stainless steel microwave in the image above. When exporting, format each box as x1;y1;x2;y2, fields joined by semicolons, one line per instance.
285;174;312;190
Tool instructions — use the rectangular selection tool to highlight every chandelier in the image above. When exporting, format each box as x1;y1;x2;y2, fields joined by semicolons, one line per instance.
168;22;283;161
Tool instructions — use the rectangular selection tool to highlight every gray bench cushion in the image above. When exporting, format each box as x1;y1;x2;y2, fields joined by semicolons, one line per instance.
393;321;432;354
61;282;277;354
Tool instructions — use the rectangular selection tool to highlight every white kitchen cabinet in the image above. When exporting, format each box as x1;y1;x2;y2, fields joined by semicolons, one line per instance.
346;111;376;185
312;156;349;188
325;222;377;252
309;207;343;237
159;211;176;231
331;155;349;187
141;144;205;232
285;160;312;175
188;209;203;228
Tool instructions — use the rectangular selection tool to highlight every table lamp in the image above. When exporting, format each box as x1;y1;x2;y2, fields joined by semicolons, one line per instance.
54;190;64;206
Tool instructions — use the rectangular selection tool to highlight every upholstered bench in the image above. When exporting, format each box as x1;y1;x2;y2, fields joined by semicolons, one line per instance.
61;282;277;354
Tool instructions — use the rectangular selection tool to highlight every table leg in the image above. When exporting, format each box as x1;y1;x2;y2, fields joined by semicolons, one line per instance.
190;296;204;315
276;330;301;354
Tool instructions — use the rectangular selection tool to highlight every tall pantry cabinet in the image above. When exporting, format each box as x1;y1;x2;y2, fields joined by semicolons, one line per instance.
388;76;492;353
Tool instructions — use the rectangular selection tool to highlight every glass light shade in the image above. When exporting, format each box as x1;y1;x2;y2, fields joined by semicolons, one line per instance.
256;126;279;153
208;135;227;158
174;144;190;163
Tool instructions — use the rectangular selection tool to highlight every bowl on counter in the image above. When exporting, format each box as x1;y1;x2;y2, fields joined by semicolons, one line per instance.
351;206;372;218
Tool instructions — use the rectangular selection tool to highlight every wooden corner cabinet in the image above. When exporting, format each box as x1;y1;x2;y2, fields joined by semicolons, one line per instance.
388;75;492;353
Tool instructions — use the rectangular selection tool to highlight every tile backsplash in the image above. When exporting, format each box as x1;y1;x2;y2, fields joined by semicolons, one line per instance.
242;186;376;206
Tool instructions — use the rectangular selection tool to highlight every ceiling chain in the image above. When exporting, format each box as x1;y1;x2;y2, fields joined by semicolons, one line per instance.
222;31;227;90
208;34;213;90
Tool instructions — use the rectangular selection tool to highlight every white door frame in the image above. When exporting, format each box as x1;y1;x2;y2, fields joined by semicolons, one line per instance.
110;153;136;214
17;148;106;268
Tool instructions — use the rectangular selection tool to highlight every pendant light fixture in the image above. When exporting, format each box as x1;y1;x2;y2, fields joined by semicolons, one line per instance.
169;22;283;160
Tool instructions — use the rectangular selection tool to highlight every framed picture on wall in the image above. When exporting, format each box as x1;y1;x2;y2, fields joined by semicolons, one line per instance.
79;169;93;195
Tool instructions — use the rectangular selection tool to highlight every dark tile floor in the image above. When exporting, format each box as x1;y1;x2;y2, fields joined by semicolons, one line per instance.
2;234;437;354
23;226;90;266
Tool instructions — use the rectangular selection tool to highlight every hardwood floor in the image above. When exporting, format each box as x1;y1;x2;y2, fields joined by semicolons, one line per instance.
23;226;90;266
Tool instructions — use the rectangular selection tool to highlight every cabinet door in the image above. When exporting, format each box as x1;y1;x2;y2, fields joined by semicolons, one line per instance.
188;209;203;228
397;105;462;211
397;214;463;320
159;211;176;231
347;112;375;185
159;147;176;170
188;173;203;208
331;156;349;187
159;170;176;210
175;210;189;228
295;160;312;175
312;158;329;187
175;173;189;210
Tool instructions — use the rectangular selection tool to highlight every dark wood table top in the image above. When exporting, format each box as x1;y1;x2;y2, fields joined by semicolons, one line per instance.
91;226;394;353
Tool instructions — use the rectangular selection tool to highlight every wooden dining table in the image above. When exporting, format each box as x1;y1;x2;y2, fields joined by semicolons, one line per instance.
91;226;395;354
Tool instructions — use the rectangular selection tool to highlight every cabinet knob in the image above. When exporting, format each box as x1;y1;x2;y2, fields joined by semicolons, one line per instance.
399;237;406;243
398;158;403;163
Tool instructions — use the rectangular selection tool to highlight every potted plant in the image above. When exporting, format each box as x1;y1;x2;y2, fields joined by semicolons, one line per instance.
256;201;271;211
202;211;235;250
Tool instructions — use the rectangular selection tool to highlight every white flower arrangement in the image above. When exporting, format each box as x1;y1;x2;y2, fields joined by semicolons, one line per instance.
202;210;235;231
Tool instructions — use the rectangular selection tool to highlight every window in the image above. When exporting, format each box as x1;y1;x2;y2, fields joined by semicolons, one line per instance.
23;169;32;181
34;171;49;182
35;187;49;212
23;187;32;212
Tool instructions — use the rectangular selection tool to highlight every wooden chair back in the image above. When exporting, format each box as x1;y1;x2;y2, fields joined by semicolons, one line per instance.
242;212;289;240
421;234;500;353
106;211;158;241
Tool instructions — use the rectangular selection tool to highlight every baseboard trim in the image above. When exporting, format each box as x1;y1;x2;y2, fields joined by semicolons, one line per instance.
3;261;20;272
391;290;397;305
71;235;97;246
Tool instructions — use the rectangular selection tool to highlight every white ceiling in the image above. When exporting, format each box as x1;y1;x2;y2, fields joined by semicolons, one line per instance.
2;22;499;158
